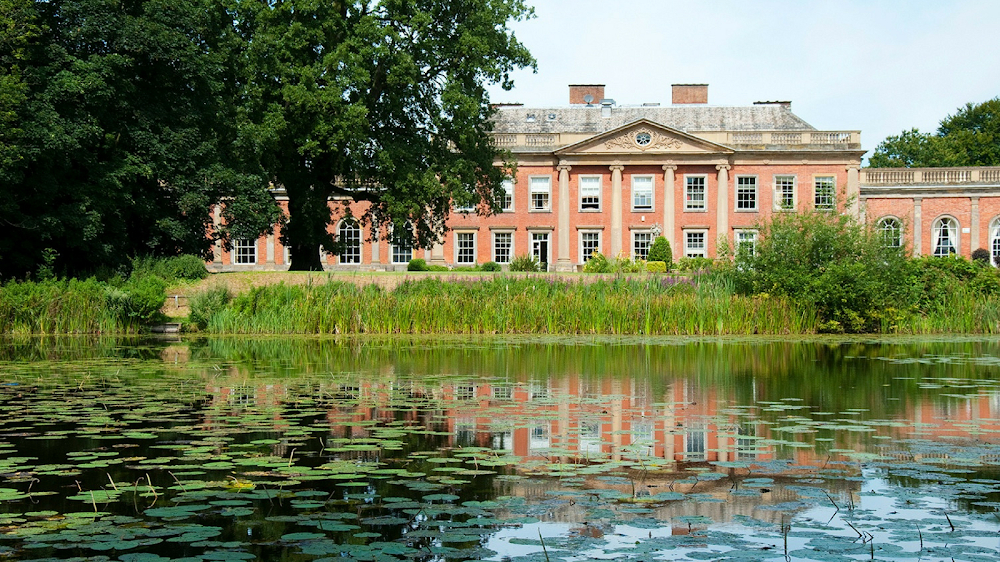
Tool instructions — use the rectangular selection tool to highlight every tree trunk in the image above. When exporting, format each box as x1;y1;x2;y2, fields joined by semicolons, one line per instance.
282;180;331;271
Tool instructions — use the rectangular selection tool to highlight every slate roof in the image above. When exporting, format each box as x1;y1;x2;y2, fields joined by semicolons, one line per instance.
492;104;816;134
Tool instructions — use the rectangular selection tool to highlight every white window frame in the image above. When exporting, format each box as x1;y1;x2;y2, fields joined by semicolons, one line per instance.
684;175;707;212
683;229;708;258
735;229;758;257
877;216;902;249
578;175;602;211
529;176;551;212
632;230;653;261
813;176;836;211
774;175;797;211
932;216;959;257
580;230;601;262
735;175;758;212
492;230;513;264
531;231;550;271
991;217;1000;267
233;239;257;265
632;175;655;211
455;231;477;264
391;222;413;264
338;220;362;264
501;179;514;212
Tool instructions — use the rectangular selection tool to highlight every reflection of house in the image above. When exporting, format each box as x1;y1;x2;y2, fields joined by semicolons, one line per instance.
861;167;1000;259
208;84;864;271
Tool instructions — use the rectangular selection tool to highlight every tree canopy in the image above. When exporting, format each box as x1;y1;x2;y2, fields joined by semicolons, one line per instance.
233;0;536;270
869;97;1000;167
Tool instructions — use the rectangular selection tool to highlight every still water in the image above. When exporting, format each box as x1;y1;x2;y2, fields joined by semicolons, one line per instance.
2;336;1000;561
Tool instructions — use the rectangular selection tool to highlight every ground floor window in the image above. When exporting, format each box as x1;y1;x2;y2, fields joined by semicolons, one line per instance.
991;218;1000;267
932;216;958;257
531;232;550;270
339;220;361;264
581;231;601;262
684;230;707;258
493;231;513;264
392;222;413;264
877;217;902;248
632;231;652;260
233;239;256;265
735;229;757;256
456;232;476;264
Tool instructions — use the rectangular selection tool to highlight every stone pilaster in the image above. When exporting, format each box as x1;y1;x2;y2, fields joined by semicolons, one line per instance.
610;164;624;257
429;238;446;266
266;234;275;265
716;164;731;247
212;204;222;264
846;165;861;219
971;196;981;252
556;165;573;271
913;197;923;257
662;164;676;251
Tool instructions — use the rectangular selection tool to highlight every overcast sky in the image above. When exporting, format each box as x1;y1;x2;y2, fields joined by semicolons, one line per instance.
486;0;1000;156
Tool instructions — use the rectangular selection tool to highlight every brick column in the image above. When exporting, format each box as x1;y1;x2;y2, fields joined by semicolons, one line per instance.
610;164;624;257
716;164;731;248
556;165;572;271
663;164;676;251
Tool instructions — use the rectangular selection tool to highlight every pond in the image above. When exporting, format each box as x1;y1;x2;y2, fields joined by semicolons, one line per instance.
2;336;1000;561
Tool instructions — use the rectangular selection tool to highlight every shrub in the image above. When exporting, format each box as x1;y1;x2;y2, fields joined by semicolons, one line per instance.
646;261;667;273
427;265;449;272
407;258;428;271
677;257;714;272
614;253;644;273
972;248;991;266
108;274;167;325
481;261;502;272
583;252;612;273
509;254;539;272
647;237;672;268
131;255;208;281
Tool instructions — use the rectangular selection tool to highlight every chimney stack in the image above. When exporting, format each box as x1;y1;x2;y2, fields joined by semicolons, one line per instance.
569;84;605;105
672;84;708;105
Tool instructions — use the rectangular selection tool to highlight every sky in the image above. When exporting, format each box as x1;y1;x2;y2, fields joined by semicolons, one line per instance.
486;0;1000;155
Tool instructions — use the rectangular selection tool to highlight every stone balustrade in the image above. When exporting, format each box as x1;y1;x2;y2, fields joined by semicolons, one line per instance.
491;130;860;149
862;167;1000;185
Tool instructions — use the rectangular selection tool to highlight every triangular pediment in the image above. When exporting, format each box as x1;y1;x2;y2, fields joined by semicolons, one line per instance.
554;119;734;156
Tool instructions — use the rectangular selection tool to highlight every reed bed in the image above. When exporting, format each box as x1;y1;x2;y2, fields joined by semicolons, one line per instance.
196;276;819;335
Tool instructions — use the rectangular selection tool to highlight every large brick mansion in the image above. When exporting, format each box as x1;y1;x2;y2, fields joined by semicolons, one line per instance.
210;84;1000;270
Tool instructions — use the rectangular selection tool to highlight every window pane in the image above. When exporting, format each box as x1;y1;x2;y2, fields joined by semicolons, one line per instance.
493;232;512;264
529;177;550;210
580;176;601;210
933;218;957;256
736;230;757;256
814;176;835;210
502;179;514;211
878;218;901;248
736;176;757;210
633;176;653;209
339;221;361;264
776;176;795;210
234;239;256;265
685;231;706;257
582;232;600;261
685;176;705;210
392;223;412;263
633;232;652;260
457;232;476;264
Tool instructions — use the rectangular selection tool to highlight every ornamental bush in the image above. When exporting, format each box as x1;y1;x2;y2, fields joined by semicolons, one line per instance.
508;254;539;272
481;261;502;272
583;252;612;273
407;258;428;271
972;248;991;266
647;237;672;268
646;261;667;273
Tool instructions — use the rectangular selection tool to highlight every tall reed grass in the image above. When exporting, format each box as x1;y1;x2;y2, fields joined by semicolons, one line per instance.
193;276;819;335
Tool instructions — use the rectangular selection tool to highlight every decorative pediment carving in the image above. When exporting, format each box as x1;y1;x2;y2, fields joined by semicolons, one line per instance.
604;127;684;151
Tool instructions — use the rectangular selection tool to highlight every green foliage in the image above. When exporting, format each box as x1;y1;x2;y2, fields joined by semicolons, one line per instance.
972;248;991;266
869;97;1000;167
720;211;910;333
647;237;672;266
646;261;667;273
677;257;714;272
131;255;208;282
407;259;428;272
427;265;449;272
508;254;539;272
480;262;502;272
614;254;645;273
189;285;233;330
583;252;612;273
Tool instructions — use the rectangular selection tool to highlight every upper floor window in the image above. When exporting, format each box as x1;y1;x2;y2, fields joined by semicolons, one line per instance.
685;175;706;211
814;176;835;210
579;176;602;211
338;220;362;264
736;176;757;211
877;217;902;248
529;176;551;211
932;216;959;257
775;175;796;210
501;179;514;212
632;175;654;211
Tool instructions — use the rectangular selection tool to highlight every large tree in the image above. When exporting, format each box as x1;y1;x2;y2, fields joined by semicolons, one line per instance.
0;0;279;279
234;0;535;271
869;97;1000;168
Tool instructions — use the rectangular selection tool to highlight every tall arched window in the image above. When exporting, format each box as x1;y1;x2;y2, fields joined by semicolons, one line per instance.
338;220;361;264
877;217;902;248
932;216;959;257
990;217;1000;266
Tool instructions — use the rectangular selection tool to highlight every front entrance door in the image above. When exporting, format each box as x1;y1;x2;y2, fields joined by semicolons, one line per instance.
532;233;549;272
